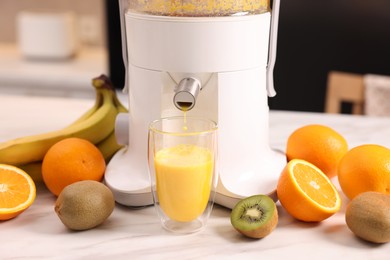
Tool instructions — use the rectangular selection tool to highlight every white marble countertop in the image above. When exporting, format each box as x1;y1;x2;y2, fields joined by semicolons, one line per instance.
1;94;390;259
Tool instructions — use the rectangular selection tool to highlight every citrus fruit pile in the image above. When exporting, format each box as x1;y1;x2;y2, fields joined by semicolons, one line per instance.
275;124;347;222
276;123;390;234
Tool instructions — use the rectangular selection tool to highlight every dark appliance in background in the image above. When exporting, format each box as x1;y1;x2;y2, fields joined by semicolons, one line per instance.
271;0;390;113
105;0;390;113
105;0;125;89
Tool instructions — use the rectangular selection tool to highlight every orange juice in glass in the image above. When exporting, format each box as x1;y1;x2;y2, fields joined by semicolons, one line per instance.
148;117;218;234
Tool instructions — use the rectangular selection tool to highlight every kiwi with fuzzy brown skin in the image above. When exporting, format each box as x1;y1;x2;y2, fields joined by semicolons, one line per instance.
230;194;278;239
345;191;390;243
55;180;115;231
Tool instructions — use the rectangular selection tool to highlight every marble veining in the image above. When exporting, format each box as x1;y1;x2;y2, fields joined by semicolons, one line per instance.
1;95;390;259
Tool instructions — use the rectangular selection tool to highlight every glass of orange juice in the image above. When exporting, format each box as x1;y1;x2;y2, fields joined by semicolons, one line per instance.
148;116;218;234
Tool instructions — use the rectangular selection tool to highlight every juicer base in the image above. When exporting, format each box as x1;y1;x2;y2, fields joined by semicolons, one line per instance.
104;147;153;207
214;149;286;209
105;147;286;209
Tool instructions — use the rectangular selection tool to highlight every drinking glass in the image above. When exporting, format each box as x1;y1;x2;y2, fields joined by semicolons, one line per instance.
148;116;218;234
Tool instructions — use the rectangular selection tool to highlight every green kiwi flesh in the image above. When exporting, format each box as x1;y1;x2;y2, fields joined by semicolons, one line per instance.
230;194;278;239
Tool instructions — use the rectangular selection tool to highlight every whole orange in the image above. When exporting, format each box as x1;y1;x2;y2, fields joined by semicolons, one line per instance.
286;124;348;178
42;137;106;196
337;144;390;200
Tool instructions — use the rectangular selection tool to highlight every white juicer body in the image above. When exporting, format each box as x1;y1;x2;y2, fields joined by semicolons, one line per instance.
105;3;286;208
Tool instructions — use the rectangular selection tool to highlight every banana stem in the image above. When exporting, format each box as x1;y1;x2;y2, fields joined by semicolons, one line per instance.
92;74;128;113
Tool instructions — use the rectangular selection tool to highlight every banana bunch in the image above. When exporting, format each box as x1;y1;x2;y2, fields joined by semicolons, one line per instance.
0;74;128;182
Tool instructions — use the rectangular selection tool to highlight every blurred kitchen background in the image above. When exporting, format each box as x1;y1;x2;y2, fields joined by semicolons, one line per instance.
0;0;108;99
1;0;390;114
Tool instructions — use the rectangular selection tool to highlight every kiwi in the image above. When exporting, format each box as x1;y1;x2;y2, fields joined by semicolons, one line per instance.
345;191;390;243
230;194;278;239
55;180;115;231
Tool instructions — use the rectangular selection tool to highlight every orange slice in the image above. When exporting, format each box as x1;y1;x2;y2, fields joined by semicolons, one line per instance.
0;164;36;220
277;159;341;222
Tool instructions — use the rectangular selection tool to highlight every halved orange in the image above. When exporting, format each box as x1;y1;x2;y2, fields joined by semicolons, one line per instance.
277;159;341;222
0;164;36;220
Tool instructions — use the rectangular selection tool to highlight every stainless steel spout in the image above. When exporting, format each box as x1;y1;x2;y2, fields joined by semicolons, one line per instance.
173;77;201;111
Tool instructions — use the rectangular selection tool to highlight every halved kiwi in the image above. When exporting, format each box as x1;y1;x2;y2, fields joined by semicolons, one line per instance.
230;194;278;239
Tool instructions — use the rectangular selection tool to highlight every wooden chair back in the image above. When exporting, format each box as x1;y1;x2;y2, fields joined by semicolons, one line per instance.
325;71;365;114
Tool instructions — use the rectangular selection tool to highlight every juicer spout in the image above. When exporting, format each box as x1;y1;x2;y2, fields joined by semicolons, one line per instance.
173;77;201;111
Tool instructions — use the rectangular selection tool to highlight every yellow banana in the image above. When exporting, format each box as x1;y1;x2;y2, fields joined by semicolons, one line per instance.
68;77;127;128
68;93;101;127
68;76;128;126
19;161;43;183
96;130;125;163
110;86;128;114
0;75;125;166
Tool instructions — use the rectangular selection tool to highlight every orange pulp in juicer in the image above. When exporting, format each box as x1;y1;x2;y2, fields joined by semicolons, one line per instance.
129;0;270;16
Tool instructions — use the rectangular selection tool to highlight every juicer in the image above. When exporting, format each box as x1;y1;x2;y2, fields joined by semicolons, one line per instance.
104;0;286;209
